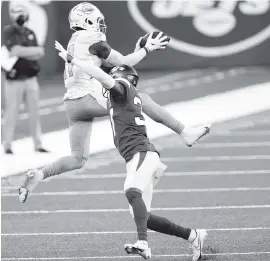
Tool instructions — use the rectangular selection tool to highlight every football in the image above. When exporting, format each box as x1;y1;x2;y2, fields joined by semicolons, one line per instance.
139;31;170;48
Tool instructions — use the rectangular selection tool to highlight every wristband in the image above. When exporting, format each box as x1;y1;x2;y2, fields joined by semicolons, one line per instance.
67;53;74;63
143;46;150;54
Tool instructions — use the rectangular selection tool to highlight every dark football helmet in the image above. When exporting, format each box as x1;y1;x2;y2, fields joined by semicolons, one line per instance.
109;65;139;87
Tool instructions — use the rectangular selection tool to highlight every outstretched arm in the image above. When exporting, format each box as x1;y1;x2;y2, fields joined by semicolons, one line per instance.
89;32;169;67
139;92;185;135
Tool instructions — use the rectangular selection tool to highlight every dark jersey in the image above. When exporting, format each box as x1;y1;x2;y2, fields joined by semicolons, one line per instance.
3;25;40;80
108;78;158;162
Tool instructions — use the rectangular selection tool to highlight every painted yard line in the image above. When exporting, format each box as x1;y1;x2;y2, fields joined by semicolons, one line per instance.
216;131;270;136
162;155;270;162
53;170;270;180
2;205;270;215
2;187;270;197
194;141;270;148
159;141;270;149
2;252;270;260
2;227;269;236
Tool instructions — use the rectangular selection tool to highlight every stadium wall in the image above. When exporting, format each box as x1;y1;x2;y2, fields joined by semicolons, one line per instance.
1;0;270;76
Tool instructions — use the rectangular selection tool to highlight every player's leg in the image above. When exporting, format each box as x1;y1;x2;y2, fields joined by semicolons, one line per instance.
147;161;207;261
3;79;24;153
124;151;160;259
18;94;108;203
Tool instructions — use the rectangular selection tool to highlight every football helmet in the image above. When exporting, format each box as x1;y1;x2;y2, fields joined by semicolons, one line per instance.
109;65;139;87
68;2;106;34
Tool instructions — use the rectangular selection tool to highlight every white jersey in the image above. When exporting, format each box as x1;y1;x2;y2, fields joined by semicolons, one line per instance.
63;30;106;101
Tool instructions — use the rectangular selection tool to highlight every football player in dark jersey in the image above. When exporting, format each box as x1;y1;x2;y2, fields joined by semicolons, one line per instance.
55;43;209;261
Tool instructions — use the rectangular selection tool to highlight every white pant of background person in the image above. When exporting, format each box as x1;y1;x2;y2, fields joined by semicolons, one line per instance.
3;76;43;150
124;151;167;217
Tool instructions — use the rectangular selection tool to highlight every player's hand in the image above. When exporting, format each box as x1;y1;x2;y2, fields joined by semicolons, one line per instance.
134;37;143;52
55;40;73;63
145;32;169;52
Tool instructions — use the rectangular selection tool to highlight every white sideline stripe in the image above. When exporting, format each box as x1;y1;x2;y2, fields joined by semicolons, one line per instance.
217;131;270;136
2;252;270;260
2;205;270;215
2;82;270;177
2;227;269;236
55;170;270;180
183;141;270;148
162;155;270;162
2;187;270;197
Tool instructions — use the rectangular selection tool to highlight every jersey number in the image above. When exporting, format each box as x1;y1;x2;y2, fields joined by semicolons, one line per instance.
64;44;74;79
134;97;146;126
109;97;145;137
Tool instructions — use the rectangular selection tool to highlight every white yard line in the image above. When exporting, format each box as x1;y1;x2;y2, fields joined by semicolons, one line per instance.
2;205;270;215
162;155;270;162
2;252;270;260
215;131;270;136
50;170;270;180
2;227;270;236
2;187;270;197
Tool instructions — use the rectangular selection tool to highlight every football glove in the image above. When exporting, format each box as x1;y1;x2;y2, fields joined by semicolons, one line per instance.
55;40;73;63
144;32;169;53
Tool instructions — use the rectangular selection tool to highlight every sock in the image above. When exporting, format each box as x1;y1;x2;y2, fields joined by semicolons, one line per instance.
126;188;148;241
188;229;197;242
147;214;191;240
23;170;44;192
162;119;184;135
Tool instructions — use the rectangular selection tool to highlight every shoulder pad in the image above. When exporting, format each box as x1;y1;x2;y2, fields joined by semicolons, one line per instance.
77;31;106;44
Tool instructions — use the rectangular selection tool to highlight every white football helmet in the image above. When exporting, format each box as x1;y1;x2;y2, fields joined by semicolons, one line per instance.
68;2;106;34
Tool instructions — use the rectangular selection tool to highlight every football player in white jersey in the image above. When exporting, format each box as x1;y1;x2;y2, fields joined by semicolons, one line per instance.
19;2;210;203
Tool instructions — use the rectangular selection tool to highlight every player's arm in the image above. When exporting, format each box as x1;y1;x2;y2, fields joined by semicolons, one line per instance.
89;32;168;66
4;28;44;59
89;40;147;67
139;92;184;135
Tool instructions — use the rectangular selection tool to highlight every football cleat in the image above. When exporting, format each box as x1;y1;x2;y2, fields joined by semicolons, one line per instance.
181;124;211;147
18;169;42;203
124;240;151;259
191;229;207;261
18;187;29;203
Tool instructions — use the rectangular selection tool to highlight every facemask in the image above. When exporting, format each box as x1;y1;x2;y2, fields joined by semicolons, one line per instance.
16;15;27;26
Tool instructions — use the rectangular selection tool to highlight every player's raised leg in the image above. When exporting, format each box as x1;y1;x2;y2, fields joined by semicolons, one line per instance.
139;93;211;147
18;95;108;203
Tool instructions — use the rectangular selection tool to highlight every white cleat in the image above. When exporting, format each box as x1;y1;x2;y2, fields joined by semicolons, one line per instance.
191;229;207;261
18;169;40;203
124;240;151;259
18;187;29;203
182;124;211;147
